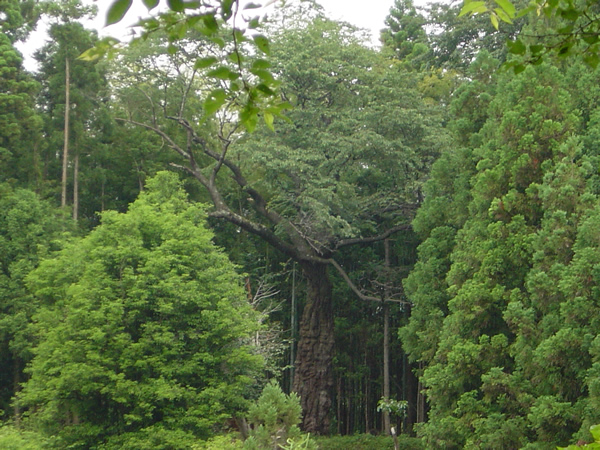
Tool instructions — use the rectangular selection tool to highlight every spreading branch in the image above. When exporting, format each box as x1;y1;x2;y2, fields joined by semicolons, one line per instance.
335;224;412;249
328;259;410;305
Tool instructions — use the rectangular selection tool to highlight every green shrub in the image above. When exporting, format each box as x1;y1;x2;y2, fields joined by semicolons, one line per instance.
243;380;317;450
314;433;425;450
192;433;244;449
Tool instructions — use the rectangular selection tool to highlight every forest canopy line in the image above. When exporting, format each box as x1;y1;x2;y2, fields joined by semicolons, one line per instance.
3;0;600;448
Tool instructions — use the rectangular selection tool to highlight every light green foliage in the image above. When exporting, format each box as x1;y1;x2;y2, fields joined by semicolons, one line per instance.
243;380;316;450
0;424;54;449
192;433;243;449
377;397;408;419
19;172;264;448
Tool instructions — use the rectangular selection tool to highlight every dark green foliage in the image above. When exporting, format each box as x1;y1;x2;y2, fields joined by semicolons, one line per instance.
403;50;600;447
380;0;429;65
0;185;69;419
18;172;264;448
0;34;43;186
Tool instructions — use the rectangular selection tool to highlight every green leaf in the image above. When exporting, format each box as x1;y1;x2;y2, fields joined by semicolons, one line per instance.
529;44;543;55
516;4;535;18
142;0;159;9
557;24;574;34
263;112;274;131
106;0;133;26
194;56;218;69
167;0;185;12
490;12;499;30
222;0;234;20
252;59;271;69
591;424;600;442
244;2;262;9
251;68;275;83
559;7;579;21
203;14;219;33
507;39;526;55
207;66;240;80
204;89;227;115
228;51;243;65
253;35;270;55
248;17;260;29
494;8;513;24
78;38;121;61
558;43;572;57
583;35;600;45
513;63;525;74
459;1;487;17
583;53;600;69
240;106;259;132
256;83;275;96
494;0;515;17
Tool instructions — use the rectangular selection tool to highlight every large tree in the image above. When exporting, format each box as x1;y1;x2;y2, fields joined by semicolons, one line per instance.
110;13;443;432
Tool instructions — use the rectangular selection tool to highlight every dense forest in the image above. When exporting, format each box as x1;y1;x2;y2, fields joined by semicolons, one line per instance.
2;0;600;448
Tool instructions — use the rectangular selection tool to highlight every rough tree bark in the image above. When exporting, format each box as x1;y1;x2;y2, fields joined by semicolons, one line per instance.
293;262;335;434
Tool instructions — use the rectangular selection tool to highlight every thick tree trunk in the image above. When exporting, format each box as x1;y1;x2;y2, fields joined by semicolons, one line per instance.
293;261;335;435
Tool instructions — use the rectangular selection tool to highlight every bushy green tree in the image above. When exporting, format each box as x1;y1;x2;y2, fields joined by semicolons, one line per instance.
19;172;264;448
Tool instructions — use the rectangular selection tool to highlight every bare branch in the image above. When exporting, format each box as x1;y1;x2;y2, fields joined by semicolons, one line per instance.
335;224;412;250
328;259;410;305
115;118;191;162
134;87;158;127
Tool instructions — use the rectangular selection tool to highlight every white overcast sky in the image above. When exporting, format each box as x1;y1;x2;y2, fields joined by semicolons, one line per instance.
96;0;398;42
17;0;402;70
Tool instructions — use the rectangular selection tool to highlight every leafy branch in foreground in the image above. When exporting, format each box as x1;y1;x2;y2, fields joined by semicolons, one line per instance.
460;0;600;72
82;0;287;131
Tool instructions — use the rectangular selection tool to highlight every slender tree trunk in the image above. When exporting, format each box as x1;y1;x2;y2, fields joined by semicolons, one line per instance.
293;261;335;435
416;361;426;424
383;239;391;435
73;152;79;221
13;361;21;426
336;376;342;435
61;57;70;209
